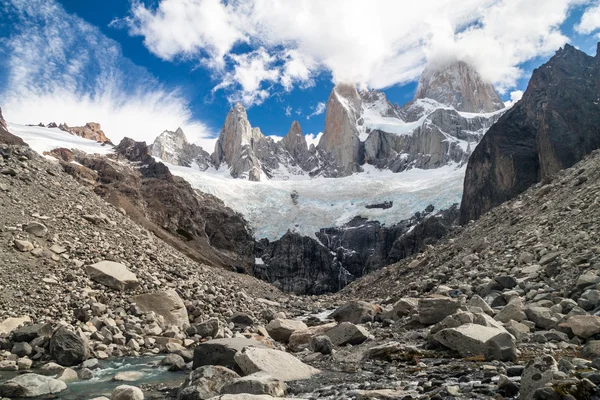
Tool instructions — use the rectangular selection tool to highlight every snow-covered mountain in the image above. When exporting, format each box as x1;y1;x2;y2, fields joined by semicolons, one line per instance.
152;60;505;181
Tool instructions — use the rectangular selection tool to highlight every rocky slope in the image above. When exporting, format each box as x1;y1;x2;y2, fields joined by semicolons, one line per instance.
47;138;255;271
58;122;112;143
461;43;600;223
0;108;25;146
415;60;505;113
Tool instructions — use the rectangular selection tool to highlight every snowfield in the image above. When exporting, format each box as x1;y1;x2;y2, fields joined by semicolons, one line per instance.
9;122;466;241
167;162;465;240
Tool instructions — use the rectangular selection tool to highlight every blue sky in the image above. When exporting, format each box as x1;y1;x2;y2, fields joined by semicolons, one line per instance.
1;0;600;147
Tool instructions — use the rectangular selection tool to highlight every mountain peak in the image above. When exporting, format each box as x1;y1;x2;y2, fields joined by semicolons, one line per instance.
415;60;504;113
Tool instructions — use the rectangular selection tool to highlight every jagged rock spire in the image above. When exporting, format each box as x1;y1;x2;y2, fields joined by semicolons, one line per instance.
280;121;308;159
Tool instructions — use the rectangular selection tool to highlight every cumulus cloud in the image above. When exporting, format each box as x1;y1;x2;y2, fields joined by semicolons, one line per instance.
306;102;326;120
576;3;600;35
1;0;212;145
285;106;292;117
504;90;524;108
120;0;588;104
305;132;323;148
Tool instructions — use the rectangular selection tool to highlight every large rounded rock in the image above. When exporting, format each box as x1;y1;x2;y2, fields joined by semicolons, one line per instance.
324;322;369;346
233;347;320;381
193;338;268;371
111;385;144;400
221;372;287;397
265;319;307;343
418;297;461;325
0;374;67;397
330;301;379;324
49;327;90;366
24;222;48;237
178;365;239;400
433;324;512;359
132;289;189;330
566;315;600;339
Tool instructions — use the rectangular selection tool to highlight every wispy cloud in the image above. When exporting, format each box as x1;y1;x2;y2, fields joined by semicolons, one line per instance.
306;102;326;119
285;106;292;116
119;0;591;104
1;0;213;144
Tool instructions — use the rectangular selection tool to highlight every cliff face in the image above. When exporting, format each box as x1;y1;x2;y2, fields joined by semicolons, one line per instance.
317;83;363;175
150;128;212;169
415;60;505;113
0;107;25;145
59;122;111;143
460;43;600;224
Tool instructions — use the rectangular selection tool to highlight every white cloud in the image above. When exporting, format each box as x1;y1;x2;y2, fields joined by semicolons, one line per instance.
2;0;213;145
285;106;292;116
306;102;326;119
504;90;524;108
576;3;600;35
122;0;589;103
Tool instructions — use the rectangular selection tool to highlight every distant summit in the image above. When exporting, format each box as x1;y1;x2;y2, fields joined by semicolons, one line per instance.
415;60;505;113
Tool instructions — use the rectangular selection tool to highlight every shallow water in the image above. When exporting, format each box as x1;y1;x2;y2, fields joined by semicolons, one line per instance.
0;356;186;399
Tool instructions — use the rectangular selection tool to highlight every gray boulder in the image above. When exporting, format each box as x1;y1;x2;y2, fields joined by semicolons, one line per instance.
233;347;320;381
111;385;144;400
265;319;307;343
192;338;267;371
221;372;287;397
132;289;189;330
0;374;67;397
433;324;512;358
49;327;90;366
418;297;461;325
324;322;369;346
330;301;379;324
86;261;139;291
178;365;239;400
310;335;333;355
520;356;558;400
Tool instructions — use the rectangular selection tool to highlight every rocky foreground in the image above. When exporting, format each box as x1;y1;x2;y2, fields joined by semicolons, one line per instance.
0;135;599;399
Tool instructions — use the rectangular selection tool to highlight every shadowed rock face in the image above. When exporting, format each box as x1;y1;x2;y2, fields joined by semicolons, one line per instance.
0;108;25;146
51;138;255;271
460;43;600;224
415;60;504;113
150;128;212;170
317;83;363;175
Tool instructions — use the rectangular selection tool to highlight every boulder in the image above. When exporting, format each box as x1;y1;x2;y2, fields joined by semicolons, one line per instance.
132;289;189;330
221;372;287;397
11;323;52;342
111;385;144;400
392;298;419;318
14;239;34;252
86;261;139;291
113;371;145;382
207;396;286;400
233;347;320;381
566;315;600;339
467;295;493;315
525;306;560;330
230;313;254;329
581;341;600;359
330;301;379;324
265;319;307;343
520;356;558;400
495;302;526;323
0;374;67;397
178;365;239;400
0;316;31;336
192;338;267;371
287;322;336;352
162;353;187;371
56;367;79;383
190;317;220;338
418;297;461;325
24;222;48;237
324;322;369;346
484;332;517;362
434;324;512;358
310;335;333;355
49;327;90;366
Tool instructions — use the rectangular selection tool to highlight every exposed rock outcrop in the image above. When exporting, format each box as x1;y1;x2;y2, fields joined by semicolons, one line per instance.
151;128;212;169
59;122;111;143
0;107;25;146
460;43;600;224
415;60;504;113
255;205;458;294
